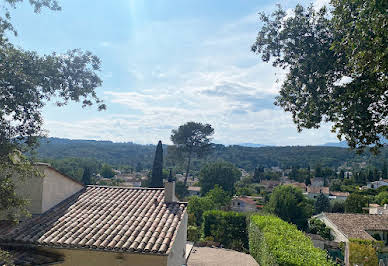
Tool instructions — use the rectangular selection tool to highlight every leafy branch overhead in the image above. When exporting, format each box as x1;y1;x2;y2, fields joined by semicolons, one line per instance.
0;0;105;221
252;2;388;152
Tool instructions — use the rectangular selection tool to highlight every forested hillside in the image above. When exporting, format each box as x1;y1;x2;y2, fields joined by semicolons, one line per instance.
34;138;388;172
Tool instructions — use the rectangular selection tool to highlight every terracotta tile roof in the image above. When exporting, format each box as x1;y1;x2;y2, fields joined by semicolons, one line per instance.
0;221;17;236
234;197;256;205
330;191;349;197
188;186;201;192
0;186;187;255
323;213;388;240
307;186;329;194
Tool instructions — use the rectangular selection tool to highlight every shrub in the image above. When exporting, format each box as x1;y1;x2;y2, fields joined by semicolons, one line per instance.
308;218;333;240
202;210;248;251
349;239;382;266
187;225;200;242
249;215;335;266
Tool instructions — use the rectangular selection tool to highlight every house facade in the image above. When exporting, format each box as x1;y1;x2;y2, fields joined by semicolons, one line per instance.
367;179;388;189
231;196;258;212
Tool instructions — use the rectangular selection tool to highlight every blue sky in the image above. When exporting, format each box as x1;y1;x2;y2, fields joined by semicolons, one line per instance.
9;0;335;146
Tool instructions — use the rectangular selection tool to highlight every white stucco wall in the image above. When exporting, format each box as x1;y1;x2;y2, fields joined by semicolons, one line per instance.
13;174;44;215
41;167;84;213
167;211;188;266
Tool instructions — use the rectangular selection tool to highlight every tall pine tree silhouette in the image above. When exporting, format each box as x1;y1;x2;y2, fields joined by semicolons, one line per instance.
150;140;164;188
82;167;92;185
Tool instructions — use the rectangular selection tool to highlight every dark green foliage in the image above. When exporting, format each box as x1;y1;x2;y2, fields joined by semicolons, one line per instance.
0;0;103;219
315;193;330;214
265;185;313;229
150;141;163;188
202;210;248;251
175;181;188;200
100;164;115;179
35;138;388;174
375;191;388;205
383;161;388;179
308;218;333;240
331;201;345;213
170;122;214;186
187;196;215;226
252;2;388;152
82;167;92;185
199;161;241;195
187;225;200;242
37;138;156;168
205;185;231;209
305;176;311;186
249;215;334;266
252;167;263;182
345;194;368;213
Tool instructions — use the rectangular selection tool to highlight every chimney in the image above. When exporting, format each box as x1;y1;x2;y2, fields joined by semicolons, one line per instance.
164;180;176;203
165;169;176;203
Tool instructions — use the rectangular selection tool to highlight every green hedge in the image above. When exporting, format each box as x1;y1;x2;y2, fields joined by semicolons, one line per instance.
249;215;335;266
202;210;248;251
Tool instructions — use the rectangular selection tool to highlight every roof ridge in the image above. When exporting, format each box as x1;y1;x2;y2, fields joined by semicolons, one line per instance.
87;185;164;190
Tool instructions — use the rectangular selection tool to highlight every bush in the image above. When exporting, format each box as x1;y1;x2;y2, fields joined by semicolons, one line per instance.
187;225;200;242
349;239;382;266
331;200;345;213
249;215;335;266
308;218;333;240
202;210;248;251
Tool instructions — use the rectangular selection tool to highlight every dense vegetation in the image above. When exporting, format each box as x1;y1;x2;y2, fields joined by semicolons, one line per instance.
34;138;388;174
249;215;334;266
202;210;248;251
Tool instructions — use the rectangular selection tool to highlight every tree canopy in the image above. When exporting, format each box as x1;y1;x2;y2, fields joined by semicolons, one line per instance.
170;122;214;185
265;185;313;229
252;1;388;152
0;0;104;219
199;161;241;195
150;141;163;188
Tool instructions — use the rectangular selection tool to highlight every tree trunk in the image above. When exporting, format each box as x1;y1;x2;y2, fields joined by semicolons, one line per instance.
184;151;192;187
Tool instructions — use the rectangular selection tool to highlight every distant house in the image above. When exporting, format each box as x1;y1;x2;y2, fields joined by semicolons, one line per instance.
367;179;388;189
310;178;324;188
306;186;329;199
0;166;188;266
187;186;201;196
365;204;388;215
259;180;281;190
289;182;307;192
231;196;261;212
315;213;388;265
328;191;349;201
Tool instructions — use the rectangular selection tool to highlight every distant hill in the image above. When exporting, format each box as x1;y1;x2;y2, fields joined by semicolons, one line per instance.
322;141;349;148
237;143;268;148
33;138;388;172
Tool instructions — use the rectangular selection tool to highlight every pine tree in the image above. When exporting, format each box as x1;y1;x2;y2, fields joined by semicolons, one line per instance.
253;167;262;183
315;193;330;214
305;176;311;186
150;140;164;188
82;167;92;185
383;161;388;179
340;169;345;179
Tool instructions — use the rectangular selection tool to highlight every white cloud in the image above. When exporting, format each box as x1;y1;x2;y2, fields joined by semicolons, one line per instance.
99;41;112;47
44;2;338;146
